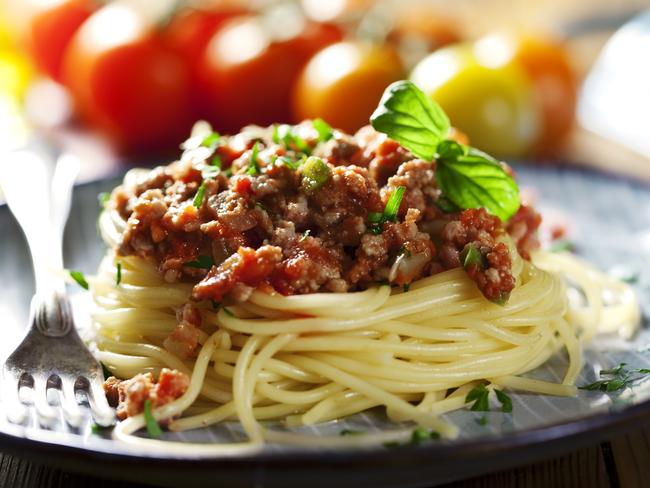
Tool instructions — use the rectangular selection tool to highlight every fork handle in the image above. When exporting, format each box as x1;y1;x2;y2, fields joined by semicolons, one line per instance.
1;151;78;295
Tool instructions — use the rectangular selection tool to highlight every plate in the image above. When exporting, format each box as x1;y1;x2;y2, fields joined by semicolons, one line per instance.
0;164;649;488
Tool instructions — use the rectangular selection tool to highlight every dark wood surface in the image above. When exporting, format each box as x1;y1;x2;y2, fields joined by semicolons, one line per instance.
0;426;649;487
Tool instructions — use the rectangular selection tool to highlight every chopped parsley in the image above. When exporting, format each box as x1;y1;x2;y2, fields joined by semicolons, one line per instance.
368;186;406;234
184;255;214;269
550;240;574;253
272;154;305;171
460;244;486;270
465;384;513;413
495;389;513;413
143;399;162;438
247;142;261;176
580;363;650;392
466;384;490;411
272;124;311;154
313;118;333;142
340;429;364;436
403;283;411;293
69;270;89;290
201;131;220;149
97;192;110;207
193;180;207;208
115;262;122;285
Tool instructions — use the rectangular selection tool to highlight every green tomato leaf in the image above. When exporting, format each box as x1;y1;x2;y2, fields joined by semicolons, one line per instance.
435;144;520;221
370;80;450;161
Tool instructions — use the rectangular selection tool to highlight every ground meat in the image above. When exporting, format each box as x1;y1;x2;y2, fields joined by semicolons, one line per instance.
104;369;190;420
271;236;344;294
192;245;283;302
163;304;202;359
507;204;542;260
440;208;515;302
111;121;540;304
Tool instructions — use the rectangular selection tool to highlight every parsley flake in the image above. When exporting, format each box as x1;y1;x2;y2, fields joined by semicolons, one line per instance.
247;142;261;176
69;270;89;290
184;255;214;269
466;383;490;411
143;399;162;438
580;363;650;392
115;262;122;285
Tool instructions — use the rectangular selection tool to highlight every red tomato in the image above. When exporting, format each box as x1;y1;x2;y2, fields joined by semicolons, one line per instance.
24;0;95;82
198;15;342;133
164;6;248;69
61;3;193;154
164;6;248;120
511;35;577;152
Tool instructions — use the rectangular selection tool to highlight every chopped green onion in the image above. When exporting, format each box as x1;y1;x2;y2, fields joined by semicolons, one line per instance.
143;399;162;438
301;156;330;193
69;270;89;290
367;186;407;234
383;186;406;222
313;118;333;142
184;255;214;269
116;262;122;285
460;244;486;270
193;180;207;208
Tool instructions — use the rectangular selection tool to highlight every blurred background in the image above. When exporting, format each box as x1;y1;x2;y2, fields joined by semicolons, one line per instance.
0;0;649;185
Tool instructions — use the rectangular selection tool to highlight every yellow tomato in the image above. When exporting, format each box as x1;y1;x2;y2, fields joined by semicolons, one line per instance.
292;41;405;133
0;49;33;99
410;42;540;158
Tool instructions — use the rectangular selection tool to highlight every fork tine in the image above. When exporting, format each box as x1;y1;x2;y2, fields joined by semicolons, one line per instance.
87;380;114;427
1;375;27;424
33;376;57;428
60;378;84;428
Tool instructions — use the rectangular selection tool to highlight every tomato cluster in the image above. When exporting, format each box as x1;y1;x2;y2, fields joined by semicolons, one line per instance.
19;0;577;157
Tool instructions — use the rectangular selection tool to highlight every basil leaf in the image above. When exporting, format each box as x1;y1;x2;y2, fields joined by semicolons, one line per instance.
435;143;520;222
370;80;450;161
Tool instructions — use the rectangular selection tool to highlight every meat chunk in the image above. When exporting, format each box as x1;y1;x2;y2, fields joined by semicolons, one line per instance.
440;208;515;302
192;245;283;302
163;304;203;359
104;369;190;420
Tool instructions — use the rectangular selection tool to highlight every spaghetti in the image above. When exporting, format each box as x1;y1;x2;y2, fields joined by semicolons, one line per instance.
92;202;639;447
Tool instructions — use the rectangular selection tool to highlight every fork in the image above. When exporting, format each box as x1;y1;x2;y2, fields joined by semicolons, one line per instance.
0;150;114;428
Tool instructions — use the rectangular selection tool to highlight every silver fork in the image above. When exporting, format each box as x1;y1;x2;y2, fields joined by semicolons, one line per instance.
0;150;114;428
